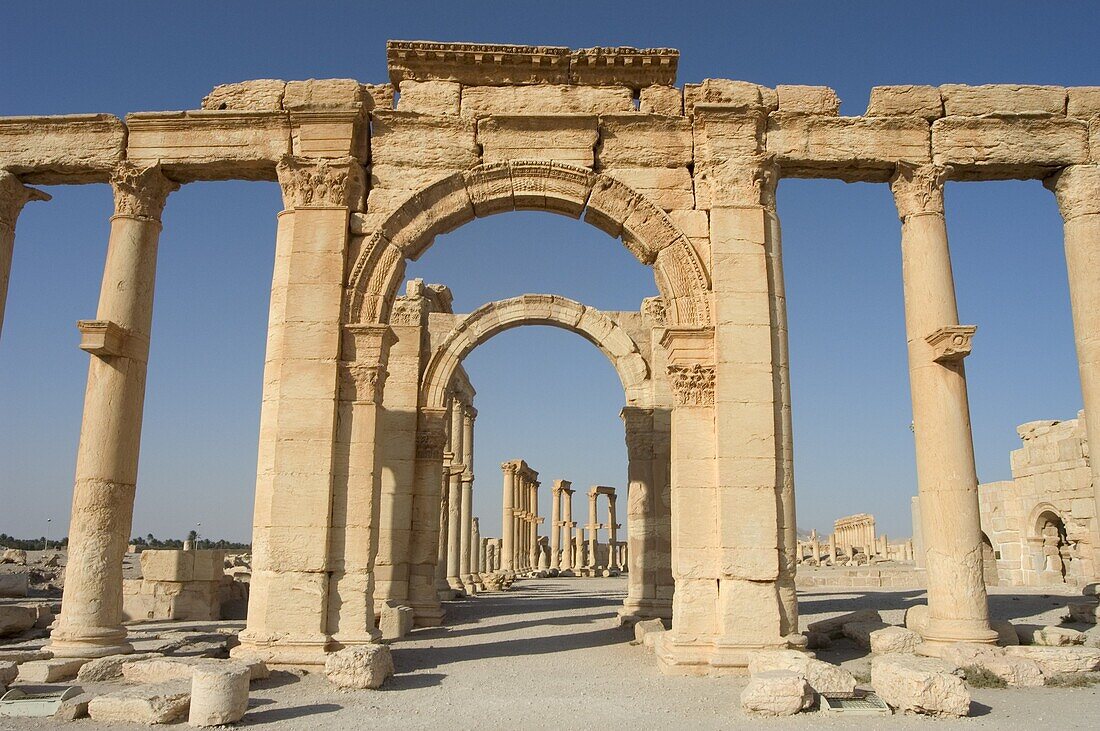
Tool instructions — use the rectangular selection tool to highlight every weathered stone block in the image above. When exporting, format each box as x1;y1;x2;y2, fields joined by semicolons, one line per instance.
379;600;414;640
931;116;1088;177
397;80;461;116
77;652;161;682
201;80;286;111
598;114;693;168
940;84;1066;116
1068;87;1100;119
740;669;813;716
284;79;365;110
17;658;86;683
88;682;191;725
370;111;479;172
188;664;250;727
640;85;683;115
460;85;633;117
0;572;29;598
0;660;17;688
0;114;125;184
684;79;777;115
747;649;857;695
767;114;930;180
478;115;598;167
871;654;970;717
777;85;840;115
634;618;666;644
867;85;943;120
1005;645;1100;673
325;645;394;689
605;167;693;211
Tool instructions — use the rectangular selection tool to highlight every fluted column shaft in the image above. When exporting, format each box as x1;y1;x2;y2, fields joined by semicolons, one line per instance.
51;164;177;658
892;162;995;648
1047;165;1100;567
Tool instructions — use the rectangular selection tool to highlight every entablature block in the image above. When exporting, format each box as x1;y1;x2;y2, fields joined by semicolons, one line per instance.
0;114;125;184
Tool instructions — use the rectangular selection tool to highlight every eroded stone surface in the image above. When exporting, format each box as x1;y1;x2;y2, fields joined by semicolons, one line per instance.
740;669;813;716
88;682;191;725
325;645;394;689
1005;645;1100;674
871;654;970;717
747;649;857;695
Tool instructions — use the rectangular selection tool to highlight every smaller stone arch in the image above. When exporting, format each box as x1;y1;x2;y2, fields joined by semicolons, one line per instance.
1029;503;1068;539
420;294;650;410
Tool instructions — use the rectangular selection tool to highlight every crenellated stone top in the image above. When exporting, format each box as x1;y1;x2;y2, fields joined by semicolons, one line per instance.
386;40;678;89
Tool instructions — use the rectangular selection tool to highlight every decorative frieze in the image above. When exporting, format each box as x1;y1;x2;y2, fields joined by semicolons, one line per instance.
110;162;178;220
275;154;365;209
890;162;950;219
667;363;716;407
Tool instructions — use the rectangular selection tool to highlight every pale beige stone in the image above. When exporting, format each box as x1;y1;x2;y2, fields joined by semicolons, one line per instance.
981;656;1045;687
940;84;1066;116
598;114;693;168
869;625;923;654
122;657;268;684
461;84;632;117
904;604;930;635
634;618;666;643
188;664;250;727
683;79;777;115
931;116;1088;176
871;654;970;717
640;85;682;115
284;79;365;110
767;114;930;180
53;691;95;720
380;601;414;640
201;80;286;111
0;114;125;184
992;620;1019;646
777;85;841;115
740;669;813;716
88;682;191;725
17;658;87;682
397;80;461;116
1004;645;1100;673
1034;625;1087;646
0;660;17;688
867;85;943;120
1068;87;1100;119
77;652;161;682
478;115;598;167
325;645;394;689
747;650;857;695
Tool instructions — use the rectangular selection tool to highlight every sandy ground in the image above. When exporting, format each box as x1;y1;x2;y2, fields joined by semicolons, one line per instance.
5;577;1100;729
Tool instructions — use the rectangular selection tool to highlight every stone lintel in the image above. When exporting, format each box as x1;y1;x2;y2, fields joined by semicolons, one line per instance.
0;114;125;184
125;110;292;182
387;40;677;89
925;325;977;364
931;115;1089;180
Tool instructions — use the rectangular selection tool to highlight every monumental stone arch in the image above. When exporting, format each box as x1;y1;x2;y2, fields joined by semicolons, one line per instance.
3;39;1100;677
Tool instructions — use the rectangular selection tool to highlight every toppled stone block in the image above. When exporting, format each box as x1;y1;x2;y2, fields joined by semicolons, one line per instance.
53;691;95;720
201;80;286;111
1005;645;1100;674
78;652;162;682
188;664;250;727
325;645;394;689
1;549;27;565
867;85;943;120
0;573;29;598
1034;625;1087;646
0;660;17;688
747;649;856;695
980;656;1045;687
88;682;191;725
633;618;666;644
870;626;923;655
397;80;461;116
740;669;813;716
871;654;970;717
122;656;268;685
640;85;682;115
683;79;777;115
0;649;51;663
380;601;415;641
903;604;929;635
940;84;1066;116
806;608;882;639
17;658;87;683
939;642;1003;668
777;85;841;115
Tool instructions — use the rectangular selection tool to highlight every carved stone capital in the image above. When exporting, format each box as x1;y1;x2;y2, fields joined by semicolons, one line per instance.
925;325;976;364
712;154;779;209
339;363;386;403
0;170;50;227
1045;165;1100;222
642;296;667;326
890;162;951;219
667;364;716;407
501;461;518;474
110;162;178;220
415;409;449;460
276;155;365;210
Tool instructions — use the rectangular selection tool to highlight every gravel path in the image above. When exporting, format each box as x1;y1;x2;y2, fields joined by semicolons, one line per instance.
5;577;1100;729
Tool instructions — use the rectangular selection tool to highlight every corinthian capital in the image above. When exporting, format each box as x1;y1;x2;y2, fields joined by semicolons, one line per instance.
1045;165;1100;222
890;162;951;219
110;162;179;220
703;153;779;210
667;364;716;407
276;155;365;210
0;170;50;226
339;363;386;403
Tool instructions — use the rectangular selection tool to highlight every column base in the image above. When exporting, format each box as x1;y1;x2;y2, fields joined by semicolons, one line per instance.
330;629;383;649
618;598;673;624
233;632;332;667
916;621;999;656
653;633;796;676
48;624;133;659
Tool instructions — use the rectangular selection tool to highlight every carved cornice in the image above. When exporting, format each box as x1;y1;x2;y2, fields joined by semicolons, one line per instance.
1045;165;1100;222
890;162;951;219
275;155;365;210
667;364;716;407
0;170;50;226
110;162;178;220
339;363;386;403
925;325;976;364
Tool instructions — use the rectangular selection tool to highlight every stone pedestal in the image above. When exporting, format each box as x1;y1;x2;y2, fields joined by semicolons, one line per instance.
50;163;176;659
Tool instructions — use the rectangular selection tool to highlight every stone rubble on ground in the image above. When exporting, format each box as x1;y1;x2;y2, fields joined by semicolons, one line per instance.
324;645;394;689
740;669;814;716
871;653;971;717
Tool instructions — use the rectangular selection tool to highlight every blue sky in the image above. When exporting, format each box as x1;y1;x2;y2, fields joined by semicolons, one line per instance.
0;2;1096;543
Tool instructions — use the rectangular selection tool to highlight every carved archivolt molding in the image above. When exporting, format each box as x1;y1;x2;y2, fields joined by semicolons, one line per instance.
0;170;50;225
890;162;952;219
110;162;178;220
667;363;716;407
276;155;365;209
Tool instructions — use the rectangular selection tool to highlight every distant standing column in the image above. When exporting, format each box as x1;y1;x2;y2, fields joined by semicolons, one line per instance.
561;486;575;573
1047;165;1100;568
528;480;540;569
550;481;565;571
587;489;599;571
608;494;619;571
891;162;995;649
0;170;49;343
470;517;481;578
51;163;177;658
446;398;465;591
501;462;516;571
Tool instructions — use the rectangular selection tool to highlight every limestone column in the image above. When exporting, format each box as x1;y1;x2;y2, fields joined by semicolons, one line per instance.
436;461;452;594
575;528;586;572
561;486;575;573
470;517;481;578
446;399;464;591
327;325;392;647
406;408;449;625
891;162;996;648
237;155;363;663
587;489;599;571
528;480;540;569
0;170;49;343
50;163;177;658
501;462;517;571
608;493;620;570
1047;165;1100;567
550;481;565;570
459;477;474;589
460;405;476;589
